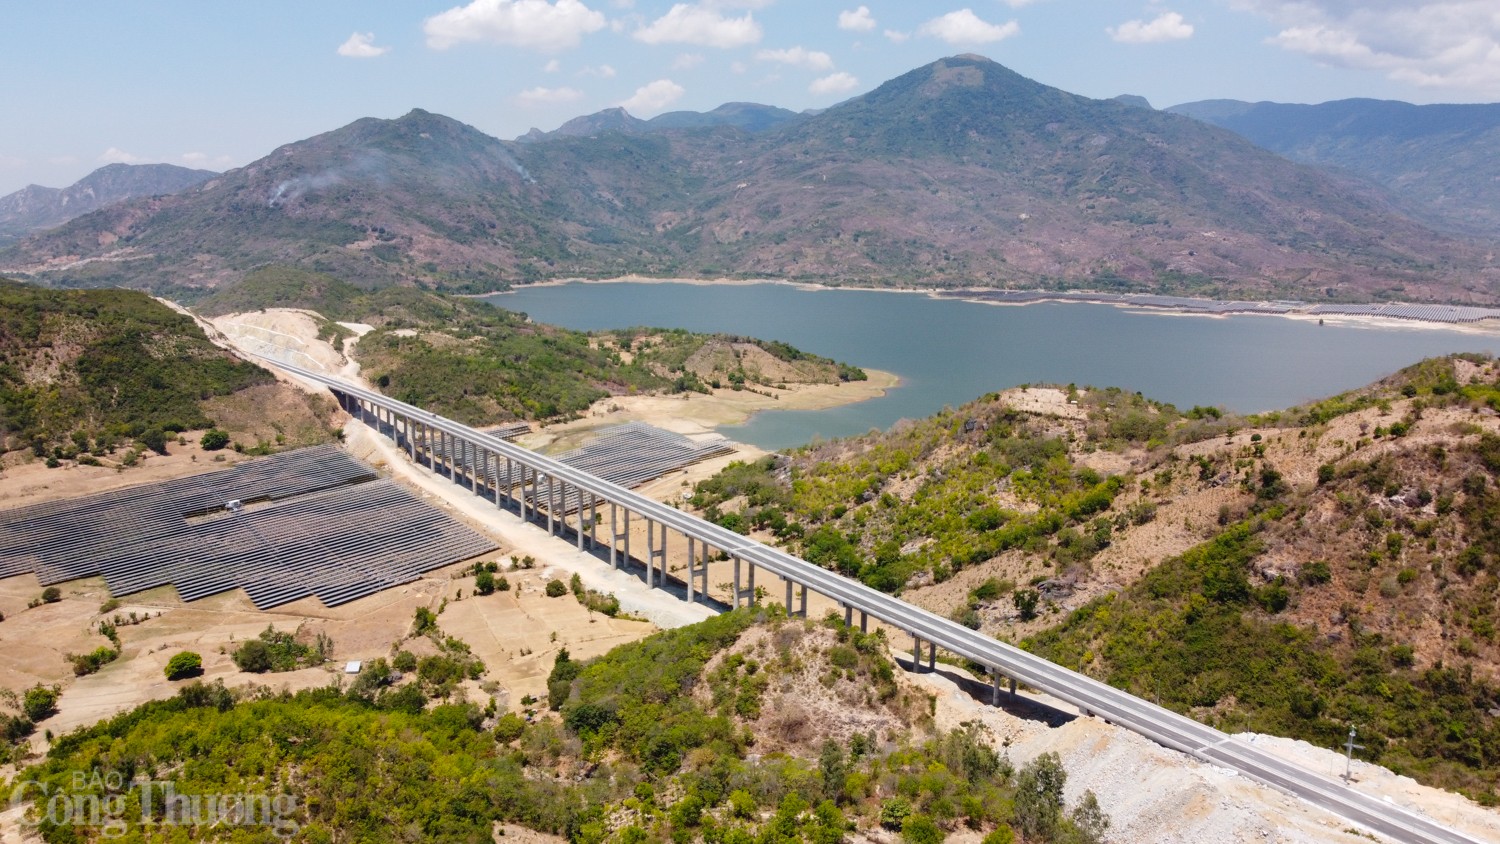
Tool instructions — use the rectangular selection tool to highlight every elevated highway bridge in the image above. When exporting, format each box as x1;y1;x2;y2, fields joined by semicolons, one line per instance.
264;358;1481;844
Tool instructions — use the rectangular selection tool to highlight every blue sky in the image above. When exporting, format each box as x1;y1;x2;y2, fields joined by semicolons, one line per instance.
4;1;1499;195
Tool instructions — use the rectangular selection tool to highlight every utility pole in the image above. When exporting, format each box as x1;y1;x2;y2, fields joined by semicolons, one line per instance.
1342;726;1364;785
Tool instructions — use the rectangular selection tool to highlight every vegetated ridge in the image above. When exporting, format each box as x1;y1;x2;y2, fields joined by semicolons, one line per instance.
3;55;1493;303
205;267;865;424
0;163;216;247
4;609;1110;843
1170;97;1500;239
0;278;340;466
689;357;1500;802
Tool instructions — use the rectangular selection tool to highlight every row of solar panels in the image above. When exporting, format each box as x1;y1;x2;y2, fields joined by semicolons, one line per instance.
0;446;495;609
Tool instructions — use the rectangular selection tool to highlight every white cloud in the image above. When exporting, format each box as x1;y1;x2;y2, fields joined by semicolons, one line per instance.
917;9;1019;45
619;79;686;114
838;6;875;32
809;72;859;95
578;63;616;77
544;58;561;72
337;31;391;58
1108;11;1193;44
672;52;705;69
99;148;143;165
633;3;762;48
884;29;910;44
518;86;585;105
1235;0;1500;95
425;0;606;52
756;46;834;71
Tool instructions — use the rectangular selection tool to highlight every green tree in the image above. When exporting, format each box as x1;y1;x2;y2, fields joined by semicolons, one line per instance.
901;814;944;844
474;569;496;595
1068;790;1109;844
232;639;272;673
1014;752;1066;841
199;429;230;450
22;685;58;722
164;651;202;680
41;586;61;603
820;739;848;801
412;606;438;635
545;579;568;598
1013;589;1039;621
140;428;169;455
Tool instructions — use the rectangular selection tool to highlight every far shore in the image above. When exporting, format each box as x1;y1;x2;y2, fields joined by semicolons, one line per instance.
484;275;1500;336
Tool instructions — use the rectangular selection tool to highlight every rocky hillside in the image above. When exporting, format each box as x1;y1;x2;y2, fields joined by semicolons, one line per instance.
0;163;215;247
1171;97;1500;239
689;356;1500;802
4;55;1493;302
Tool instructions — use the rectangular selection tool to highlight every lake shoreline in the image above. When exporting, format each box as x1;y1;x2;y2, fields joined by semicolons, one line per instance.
491;276;1500;337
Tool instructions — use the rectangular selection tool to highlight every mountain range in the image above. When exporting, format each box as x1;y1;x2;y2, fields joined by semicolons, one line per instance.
0;163;215;247
1170;97;1500;240
1;54;1496;303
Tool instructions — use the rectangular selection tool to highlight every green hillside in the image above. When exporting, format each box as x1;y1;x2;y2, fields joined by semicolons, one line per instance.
0;279;272;457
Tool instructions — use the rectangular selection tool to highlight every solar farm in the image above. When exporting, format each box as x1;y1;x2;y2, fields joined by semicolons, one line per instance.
538;422;734;514
0;445;496;610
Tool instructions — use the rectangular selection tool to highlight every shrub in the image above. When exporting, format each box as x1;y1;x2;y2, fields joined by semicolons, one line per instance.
1299;561;1332;586
68;646;119;676
199;429;231;450
41;587;62;604
393;650;417;672
545;579;568;598
22;685;59;722
901;814;944;844
233;639;273;673
164;651;203;680
494;712;526;743
412;607;438;635
475;569;495;595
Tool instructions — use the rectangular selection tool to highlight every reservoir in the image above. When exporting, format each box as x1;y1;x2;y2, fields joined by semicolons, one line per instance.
488;283;1500;450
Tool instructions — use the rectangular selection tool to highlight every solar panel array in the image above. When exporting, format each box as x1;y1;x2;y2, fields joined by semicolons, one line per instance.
536;422;734;514
0;445;496;609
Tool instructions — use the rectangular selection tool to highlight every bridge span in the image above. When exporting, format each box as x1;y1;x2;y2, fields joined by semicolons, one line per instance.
264;357;1480;844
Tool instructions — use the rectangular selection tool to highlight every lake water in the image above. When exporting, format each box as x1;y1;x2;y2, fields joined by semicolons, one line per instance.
487;283;1500;450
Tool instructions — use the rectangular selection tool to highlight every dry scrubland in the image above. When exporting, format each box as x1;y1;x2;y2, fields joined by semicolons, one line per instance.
4;306;1500;841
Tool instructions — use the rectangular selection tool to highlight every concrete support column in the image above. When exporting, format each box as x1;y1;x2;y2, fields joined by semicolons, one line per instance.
797;584;807;618
992;671;1002;706
545;475;556;535
927;642;936;671
575;490;585;551
785;580;793;613
505;459;515;507
686;537;696;603
469;442;479;493
860;611;868;633
585;497;597;551
699;542;710;599
518;466;529;521
747;564;756;605
406;416;416;460
609;503;619;568
912;634;922;672
1009;677;1017;698
733;557;742;609
646;520;656;587
843;603;853;627
622;509;631;570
